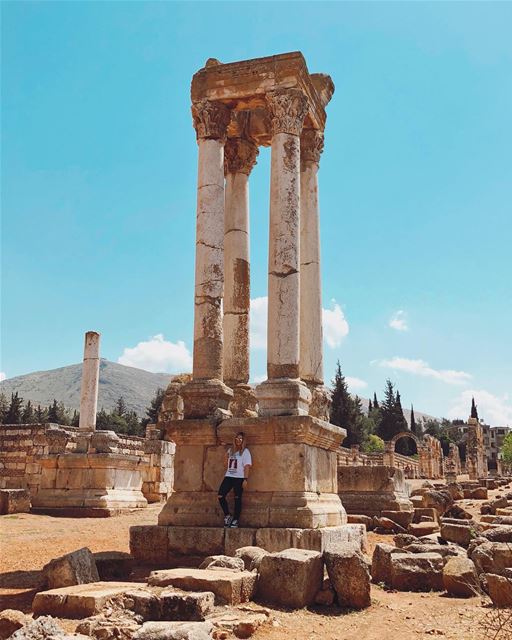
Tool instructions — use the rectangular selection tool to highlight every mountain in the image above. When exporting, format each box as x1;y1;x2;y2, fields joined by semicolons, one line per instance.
0;360;172;416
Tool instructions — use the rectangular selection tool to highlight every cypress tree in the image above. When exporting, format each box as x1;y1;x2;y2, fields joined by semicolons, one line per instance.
394;391;408;432
330;362;365;447
5;393;23;424
373;392;379;410
410;404;418;436
22;400;34;423
471;397;479;421
368;399;373;413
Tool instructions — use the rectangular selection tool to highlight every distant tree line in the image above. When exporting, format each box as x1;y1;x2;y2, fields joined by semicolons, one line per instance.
330;361;465;458
0;388;166;438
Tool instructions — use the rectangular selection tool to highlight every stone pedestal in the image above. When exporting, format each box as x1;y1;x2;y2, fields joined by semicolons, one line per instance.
32;450;148;517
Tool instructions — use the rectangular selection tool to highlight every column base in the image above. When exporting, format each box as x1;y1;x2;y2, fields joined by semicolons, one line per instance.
255;378;311;416
130;523;364;566
181;379;234;419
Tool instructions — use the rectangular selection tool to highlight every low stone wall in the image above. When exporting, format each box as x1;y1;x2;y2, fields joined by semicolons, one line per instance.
0;423;174;505
337;447;383;467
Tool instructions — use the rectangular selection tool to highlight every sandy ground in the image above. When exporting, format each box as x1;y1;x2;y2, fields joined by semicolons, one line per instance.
0;495;499;639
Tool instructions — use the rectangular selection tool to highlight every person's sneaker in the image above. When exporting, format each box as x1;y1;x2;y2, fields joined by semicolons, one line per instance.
224;515;233;527
230;519;239;528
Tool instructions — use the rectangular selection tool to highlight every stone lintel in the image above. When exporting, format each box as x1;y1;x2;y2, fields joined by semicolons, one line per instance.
191;52;333;145
219;415;346;452
162;419;217;446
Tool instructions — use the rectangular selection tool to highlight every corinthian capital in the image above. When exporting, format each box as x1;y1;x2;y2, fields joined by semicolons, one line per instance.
191;99;231;141
266;88;309;137
224;138;259;176
301;129;324;166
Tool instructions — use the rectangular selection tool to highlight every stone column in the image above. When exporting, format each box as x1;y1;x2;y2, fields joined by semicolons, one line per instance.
223;134;259;417
181;99;234;419
299;129;330;421
256;88;311;416
79;331;100;432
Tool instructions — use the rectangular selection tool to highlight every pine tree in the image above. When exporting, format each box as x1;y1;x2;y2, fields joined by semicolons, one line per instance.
471;397;479;421
115;397;127;417
0;392;9;424
71;410;80;427
47;400;60;423
376;380;407;441
373;392;379;410
35;405;48;423
142;388;165;427
368;399;373;413
394;391;408;432
5;393;23;424
330;362;366;447
22;400;34;423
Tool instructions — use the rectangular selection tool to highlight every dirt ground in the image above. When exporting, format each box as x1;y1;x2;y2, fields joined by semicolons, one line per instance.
0;496;499;640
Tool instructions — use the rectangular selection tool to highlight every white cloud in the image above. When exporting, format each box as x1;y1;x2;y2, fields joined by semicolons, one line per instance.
346;376;368;392
0;372;6;382
378;356;472;385
251;297;349;350
448;389;512;426
389;310;408;331
251;374;267;384
322;300;349;348
250;297;268;350
118;334;192;373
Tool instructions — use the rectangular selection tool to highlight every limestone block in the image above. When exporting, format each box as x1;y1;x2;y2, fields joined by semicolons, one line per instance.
256;548;323;608
234;546;270;571
132;621;214;640
43;547;99;589
442;557;480;598
408;522;440;537
198;555;244;571
130;526;169;564
482;525;512;543
485;573;512;607
32;582;147;618
224;528;257;556
173;445;206;492
203;446;231;492
390;553;444;591
471;541;512;576
324;547;371;609
158;589;215;621
168;527;225;557
147;568;256;605
93;551;134;581
0;609;29;639
440;522;474;548
403;543;463;561
381;510;413;529
371;544;407;584
0;489;30;514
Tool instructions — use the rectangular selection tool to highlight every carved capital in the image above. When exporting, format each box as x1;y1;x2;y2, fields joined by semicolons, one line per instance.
191;99;231;141
224;138;259;176
266;88;309;137
301;129;324;166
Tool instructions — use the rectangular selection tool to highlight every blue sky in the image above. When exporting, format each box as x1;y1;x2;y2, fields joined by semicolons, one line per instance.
2;1;511;425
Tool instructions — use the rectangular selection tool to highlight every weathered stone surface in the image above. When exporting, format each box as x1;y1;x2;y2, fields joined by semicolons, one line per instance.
390;553;444;591
130;526;169;563
446;483;464;501
42;547;99;589
408;522;440;537
393;534;417;549
338;466;412;517
445;504;473;520
403;543;462;560
440;522;475;548
132;621;214;640
32;582;147;618
471;541;512;576
75;609;141;639
481;497;508;515
442;557;480;597
256;548;323;608
158;590;215;622
421;490;453;517
234;547;269;571
9;616;86;639
347;514;373;529
486;573;512;607
198;555;244;571
0;489;30;514
208;604;272;638
93;551;134;580
0;609;29;639
324;547;371;609
381;510;413;529
482;526;512;543
371;544;407;584
468;487;488;500
373;516;406;534
148;569;255;605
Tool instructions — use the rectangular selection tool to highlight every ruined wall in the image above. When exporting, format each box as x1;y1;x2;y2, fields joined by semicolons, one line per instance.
0;423;174;504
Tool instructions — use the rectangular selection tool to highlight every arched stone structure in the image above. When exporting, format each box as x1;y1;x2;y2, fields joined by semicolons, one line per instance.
383;432;444;479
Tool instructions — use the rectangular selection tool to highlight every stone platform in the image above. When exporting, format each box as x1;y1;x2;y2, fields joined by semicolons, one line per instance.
130;524;366;566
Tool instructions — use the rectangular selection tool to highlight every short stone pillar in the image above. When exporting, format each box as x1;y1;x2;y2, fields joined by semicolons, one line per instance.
79;331;100;432
181;99;233;419
256;88;311;416
223;129;258;417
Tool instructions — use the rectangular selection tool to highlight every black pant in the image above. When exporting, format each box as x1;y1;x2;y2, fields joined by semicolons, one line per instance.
218;476;244;520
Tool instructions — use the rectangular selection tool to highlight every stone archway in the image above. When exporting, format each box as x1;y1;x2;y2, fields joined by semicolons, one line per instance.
390;431;421;452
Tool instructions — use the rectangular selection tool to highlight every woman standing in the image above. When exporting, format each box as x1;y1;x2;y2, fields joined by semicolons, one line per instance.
217;431;252;528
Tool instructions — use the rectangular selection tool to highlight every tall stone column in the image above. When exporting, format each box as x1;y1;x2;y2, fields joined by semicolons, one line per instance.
79;331;100;432
223;134;259;417
256;88;311;416
299;129;330;421
181;99;234;419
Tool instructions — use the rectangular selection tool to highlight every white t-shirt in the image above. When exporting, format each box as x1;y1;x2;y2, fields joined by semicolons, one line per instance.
225;448;252;479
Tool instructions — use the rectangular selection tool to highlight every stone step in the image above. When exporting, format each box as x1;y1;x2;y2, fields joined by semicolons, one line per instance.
32;581;148;618
147;568;256;605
